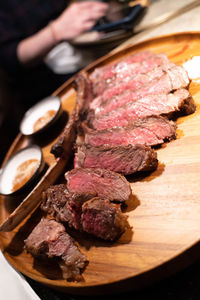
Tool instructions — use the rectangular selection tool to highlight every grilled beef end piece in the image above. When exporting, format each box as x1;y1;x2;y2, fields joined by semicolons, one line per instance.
81;197;128;241
24;218;88;280
41;184;96;230
41;184;69;217
74;144;158;175
74;71;93;122
91;89;193;130
50;101;78;158
50;100;78;158
51;71;93;158
84;115;177;147
90;64;189;112
65;168;132;203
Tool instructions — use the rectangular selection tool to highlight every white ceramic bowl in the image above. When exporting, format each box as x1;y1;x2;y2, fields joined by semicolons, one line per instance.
19;96;62;136
0;145;45;196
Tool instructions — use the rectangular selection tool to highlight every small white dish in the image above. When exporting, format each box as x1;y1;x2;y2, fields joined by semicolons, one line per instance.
19;96;62;136
0;145;45;196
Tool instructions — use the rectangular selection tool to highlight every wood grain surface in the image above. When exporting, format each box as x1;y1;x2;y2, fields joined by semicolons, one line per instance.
1;32;200;295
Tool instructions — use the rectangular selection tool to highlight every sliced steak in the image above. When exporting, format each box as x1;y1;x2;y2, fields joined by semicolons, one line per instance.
91;89;194;130
84;116;177;147
24;218;88;280
91;65;190;114
90;65;168;110
65;168;132;203
90;52;170;96
74;143;158;175
81;197;128;241
41;184;96;230
90;50;153;86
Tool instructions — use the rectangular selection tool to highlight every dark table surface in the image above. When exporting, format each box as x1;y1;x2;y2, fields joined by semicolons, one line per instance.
26;255;200;300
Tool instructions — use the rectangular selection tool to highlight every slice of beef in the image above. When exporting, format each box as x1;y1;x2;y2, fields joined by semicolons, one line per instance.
65;168;132;203
41;184;96;230
84;116;177;147
51;71;93;158
90;52;170;96
90;50;153;86
91;65;190;114
24;217;88;280
74;143;158;175
81;197;128;241
91;89;194;130
90;65;169;110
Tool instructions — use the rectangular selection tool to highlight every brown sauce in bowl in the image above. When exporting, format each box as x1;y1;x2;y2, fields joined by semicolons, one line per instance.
12;159;39;192
33;110;56;132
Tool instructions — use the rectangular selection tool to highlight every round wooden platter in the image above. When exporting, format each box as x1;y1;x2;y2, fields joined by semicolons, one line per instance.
1;32;200;295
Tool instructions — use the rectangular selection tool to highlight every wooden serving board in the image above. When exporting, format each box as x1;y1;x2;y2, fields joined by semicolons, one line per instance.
1;32;200;295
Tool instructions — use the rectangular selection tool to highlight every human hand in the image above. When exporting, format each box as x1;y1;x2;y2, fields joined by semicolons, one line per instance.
51;1;109;41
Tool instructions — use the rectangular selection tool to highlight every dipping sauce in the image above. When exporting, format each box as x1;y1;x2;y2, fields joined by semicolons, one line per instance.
33;110;56;132
12;159;39;192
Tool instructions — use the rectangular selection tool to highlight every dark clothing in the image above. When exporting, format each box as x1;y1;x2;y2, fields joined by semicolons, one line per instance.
0;0;67;73
0;0;72;110
0;0;73;164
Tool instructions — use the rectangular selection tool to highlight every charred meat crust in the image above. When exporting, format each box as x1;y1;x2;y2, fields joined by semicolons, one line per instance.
179;95;196;115
50;71;93;158
50;108;77;158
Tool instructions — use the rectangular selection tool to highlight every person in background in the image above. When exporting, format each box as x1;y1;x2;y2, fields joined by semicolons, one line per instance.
0;0;108;163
